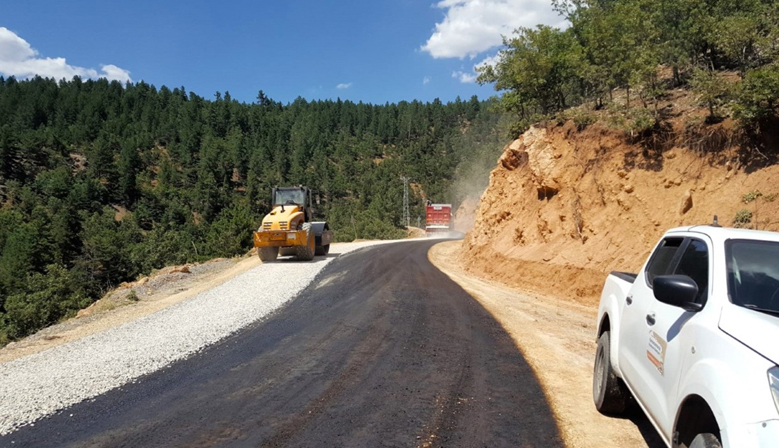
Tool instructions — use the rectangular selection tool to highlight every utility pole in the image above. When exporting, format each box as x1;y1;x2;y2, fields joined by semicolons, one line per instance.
400;176;410;228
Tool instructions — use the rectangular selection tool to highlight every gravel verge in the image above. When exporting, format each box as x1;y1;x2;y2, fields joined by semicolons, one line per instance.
0;241;385;436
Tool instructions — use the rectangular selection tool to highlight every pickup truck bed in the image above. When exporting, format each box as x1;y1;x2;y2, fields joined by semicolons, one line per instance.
610;271;637;283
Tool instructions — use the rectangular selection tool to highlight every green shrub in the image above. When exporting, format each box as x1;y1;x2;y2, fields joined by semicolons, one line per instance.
742;190;763;204
559;108;598;131
690;67;733;121
733;209;753;228
573;111;597;130
204;202;256;257
628;108;657;134
1;265;89;340
733;63;779;130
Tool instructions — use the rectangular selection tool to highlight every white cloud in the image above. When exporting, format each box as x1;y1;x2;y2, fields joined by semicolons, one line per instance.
475;53;500;70
0;27;132;83
336;82;352;90
99;64;132;83
423;76;431;85
421;0;563;59
452;71;477;83
452;53;500;83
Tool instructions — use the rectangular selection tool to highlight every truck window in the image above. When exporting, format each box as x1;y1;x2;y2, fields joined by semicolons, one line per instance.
646;237;684;287
275;189;306;206
673;239;709;304
726;239;779;313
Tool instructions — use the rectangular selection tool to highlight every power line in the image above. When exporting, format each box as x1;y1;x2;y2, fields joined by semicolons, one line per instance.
400;176;410;228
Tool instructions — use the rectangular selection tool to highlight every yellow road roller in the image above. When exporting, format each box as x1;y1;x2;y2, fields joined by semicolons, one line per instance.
254;186;333;262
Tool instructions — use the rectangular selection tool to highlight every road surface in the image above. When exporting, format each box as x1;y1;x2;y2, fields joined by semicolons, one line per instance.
3;240;563;447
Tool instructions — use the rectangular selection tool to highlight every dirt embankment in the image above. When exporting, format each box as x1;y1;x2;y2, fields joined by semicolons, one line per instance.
460;121;779;306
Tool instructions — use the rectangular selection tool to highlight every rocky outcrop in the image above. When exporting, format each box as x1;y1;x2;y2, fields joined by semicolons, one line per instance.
460;123;779;306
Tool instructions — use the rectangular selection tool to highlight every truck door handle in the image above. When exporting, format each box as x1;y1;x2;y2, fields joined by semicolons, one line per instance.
646;314;656;326
626;295;633;305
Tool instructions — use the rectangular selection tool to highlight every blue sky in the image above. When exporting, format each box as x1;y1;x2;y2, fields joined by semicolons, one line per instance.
0;0;561;105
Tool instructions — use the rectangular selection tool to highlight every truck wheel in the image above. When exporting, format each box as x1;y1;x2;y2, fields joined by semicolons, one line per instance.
689;433;721;448
295;223;315;261
315;244;330;256
593;331;629;414
258;246;279;262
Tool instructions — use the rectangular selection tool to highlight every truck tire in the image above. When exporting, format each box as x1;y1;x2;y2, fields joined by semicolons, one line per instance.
258;246;279;262
689;433;721;448
315;244;330;256
593;331;629;414
295;223;315;261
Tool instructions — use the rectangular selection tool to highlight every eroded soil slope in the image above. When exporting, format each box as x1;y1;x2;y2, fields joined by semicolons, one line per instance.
461;122;779;305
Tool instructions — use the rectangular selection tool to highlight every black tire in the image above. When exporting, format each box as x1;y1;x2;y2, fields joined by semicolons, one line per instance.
258;246;279;262
689;433;722;448
295;223;315;261
315;244;330;256
593;331;630;414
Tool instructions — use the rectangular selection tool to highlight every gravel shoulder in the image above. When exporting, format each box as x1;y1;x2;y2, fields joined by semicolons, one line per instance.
0;256;259;364
0;241;383;436
428;240;665;448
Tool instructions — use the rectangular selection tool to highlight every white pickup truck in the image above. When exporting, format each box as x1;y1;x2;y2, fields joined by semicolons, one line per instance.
594;225;779;448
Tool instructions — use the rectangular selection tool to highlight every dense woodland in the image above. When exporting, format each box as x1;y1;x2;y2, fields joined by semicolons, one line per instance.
480;0;779;135
0;77;508;342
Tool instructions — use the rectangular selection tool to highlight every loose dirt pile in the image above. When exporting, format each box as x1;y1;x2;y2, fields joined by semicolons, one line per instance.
460;121;779;306
405;226;427;238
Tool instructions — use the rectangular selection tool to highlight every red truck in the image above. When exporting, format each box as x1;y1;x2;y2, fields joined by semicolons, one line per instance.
425;203;452;235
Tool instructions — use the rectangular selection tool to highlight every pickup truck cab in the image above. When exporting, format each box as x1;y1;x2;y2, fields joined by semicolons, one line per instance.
594;225;779;448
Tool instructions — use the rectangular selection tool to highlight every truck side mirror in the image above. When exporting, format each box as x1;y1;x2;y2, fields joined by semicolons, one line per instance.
653;275;703;312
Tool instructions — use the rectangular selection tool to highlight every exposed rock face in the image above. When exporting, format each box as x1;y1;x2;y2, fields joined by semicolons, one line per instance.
499;127;569;200
679;190;693;215
460;124;779;306
499;139;528;171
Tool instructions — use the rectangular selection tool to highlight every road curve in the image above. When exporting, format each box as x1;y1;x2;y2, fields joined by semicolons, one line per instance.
3;240;563;448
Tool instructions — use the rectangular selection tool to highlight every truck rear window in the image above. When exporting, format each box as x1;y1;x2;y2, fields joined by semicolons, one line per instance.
646;237;684;286
674;239;709;304
726;239;779;314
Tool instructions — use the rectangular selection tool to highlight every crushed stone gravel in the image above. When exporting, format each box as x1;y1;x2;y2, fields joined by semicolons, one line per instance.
0;241;389;436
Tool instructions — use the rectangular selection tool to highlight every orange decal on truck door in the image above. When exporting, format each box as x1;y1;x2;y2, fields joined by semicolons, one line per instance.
647;331;667;376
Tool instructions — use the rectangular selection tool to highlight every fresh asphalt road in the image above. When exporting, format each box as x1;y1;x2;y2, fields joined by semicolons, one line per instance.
3;240;563;448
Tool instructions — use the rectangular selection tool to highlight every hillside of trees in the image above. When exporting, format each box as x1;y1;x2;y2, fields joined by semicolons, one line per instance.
0;77;508;342
480;0;779;136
